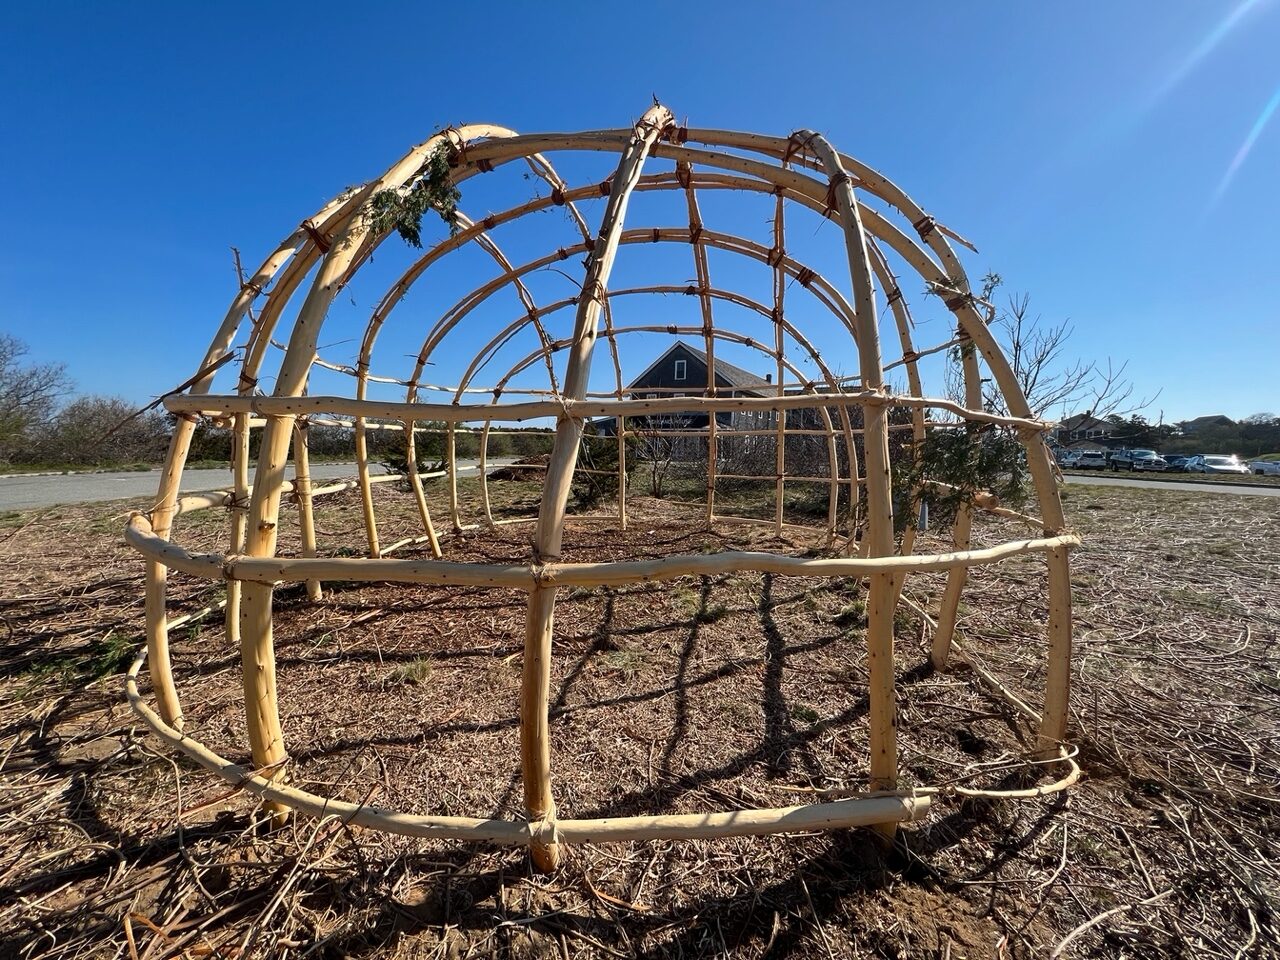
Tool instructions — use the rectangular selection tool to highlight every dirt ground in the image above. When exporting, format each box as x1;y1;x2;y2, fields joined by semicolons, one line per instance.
0;476;1276;958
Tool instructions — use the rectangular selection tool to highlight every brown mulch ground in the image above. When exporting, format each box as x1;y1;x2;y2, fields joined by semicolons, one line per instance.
0;477;1276;958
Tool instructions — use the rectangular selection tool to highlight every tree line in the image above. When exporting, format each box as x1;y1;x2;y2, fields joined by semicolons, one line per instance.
1103;413;1280;459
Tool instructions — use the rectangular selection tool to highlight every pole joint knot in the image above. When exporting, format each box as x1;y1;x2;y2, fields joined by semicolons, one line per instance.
300;220;331;255
913;215;937;239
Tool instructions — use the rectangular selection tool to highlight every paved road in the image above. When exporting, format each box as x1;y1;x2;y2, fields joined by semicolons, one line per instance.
0;461;507;511
1064;473;1280;498
7;462;1275;511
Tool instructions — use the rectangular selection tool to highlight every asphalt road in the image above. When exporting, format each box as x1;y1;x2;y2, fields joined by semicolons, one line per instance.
1064;473;1280;497
0;461;505;511
5;462;1276;511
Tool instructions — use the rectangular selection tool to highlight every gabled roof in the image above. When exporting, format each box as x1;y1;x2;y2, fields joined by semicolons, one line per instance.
1181;414;1235;428
1056;413;1112;432
625;340;771;393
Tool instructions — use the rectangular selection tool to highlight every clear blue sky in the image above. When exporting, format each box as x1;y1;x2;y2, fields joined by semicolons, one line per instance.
2;1;1276;423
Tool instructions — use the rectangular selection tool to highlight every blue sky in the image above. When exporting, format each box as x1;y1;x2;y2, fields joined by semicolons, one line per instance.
1;1;1276;423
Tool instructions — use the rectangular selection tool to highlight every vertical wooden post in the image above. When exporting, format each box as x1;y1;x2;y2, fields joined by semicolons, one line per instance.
771;188;788;536
226;410;251;650
522;104;673;872
616;415;627;528
144;415;197;729
930;337;981;668
292;418;322;601
678;162;718;526
404;419;443;558
480;420;495;528
806;134;900;826
1039;545;1073;754
447;422;462;532
870;239;927;601
354;412;381;558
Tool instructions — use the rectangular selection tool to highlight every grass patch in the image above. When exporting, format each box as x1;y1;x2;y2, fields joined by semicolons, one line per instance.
600;647;648;679
389;657;434;685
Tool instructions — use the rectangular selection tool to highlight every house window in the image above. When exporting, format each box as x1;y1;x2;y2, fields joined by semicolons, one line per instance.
674;359;687;381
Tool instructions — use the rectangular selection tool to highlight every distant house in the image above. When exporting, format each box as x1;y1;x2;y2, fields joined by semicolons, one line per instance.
1052;414;1116;446
591;341;774;434
1178;414;1235;435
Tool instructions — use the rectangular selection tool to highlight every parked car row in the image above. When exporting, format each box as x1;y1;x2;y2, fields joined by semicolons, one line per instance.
1055;449;1261;476
1249;458;1280;476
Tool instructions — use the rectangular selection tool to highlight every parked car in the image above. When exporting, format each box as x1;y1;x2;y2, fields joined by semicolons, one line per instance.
1108;449;1168;472
1248;458;1280;476
1073;451;1108;470
1163;455;1190;471
1056;450;1081;468
1184;454;1249;475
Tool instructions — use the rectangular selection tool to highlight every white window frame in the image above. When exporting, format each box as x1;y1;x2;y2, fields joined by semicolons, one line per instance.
674;359;687;381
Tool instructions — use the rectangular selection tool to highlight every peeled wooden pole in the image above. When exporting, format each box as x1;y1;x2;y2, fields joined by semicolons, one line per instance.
169;389;1045;435
141;195;354;727
869;238;927;597
129;511;1078;590
1040;545;1074;754
807;134;900;825
446;423;462;531
126;642;929;843
225;411;251;651
403;419;443;558
676;162;720;524
237;124;510;797
522;104;673;872
930;338;982;668
352;409;381;558
771;185;789;535
292;418;322;601
143;418;194;729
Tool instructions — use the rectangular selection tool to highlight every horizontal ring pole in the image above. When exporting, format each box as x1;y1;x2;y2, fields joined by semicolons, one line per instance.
126;649;929;844
164;392;1049;432
126;513;1078;587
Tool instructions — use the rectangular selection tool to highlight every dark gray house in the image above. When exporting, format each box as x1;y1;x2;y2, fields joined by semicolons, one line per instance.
595;341;773;433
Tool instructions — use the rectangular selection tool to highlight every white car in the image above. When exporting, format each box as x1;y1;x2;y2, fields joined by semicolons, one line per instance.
1185;455;1249;475
1073;451;1108;470
1248;459;1280;476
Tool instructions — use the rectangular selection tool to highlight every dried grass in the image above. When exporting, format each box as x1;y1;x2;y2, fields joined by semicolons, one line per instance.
0;478;1275;958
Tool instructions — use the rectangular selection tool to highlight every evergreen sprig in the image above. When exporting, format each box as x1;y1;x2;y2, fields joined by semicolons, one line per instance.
366;144;461;247
895;425;1029;531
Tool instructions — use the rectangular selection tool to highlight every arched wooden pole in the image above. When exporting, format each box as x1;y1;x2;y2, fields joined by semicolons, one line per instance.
867;239;928;599
237;125;512;799
522;104;673;872
472;321;845;524
354;208;561;555
675;162;721;525
408;228;860;385
144;191;358;729
805;134;901;831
